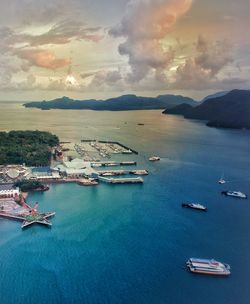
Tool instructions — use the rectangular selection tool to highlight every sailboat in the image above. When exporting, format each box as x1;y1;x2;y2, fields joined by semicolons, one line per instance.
218;173;226;184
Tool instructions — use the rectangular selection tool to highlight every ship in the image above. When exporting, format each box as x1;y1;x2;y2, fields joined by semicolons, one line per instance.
221;191;247;199
149;156;160;161
182;203;207;211
186;258;231;276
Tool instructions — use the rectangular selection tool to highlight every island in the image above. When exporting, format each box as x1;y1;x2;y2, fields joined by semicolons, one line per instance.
23;94;197;111
163;89;250;129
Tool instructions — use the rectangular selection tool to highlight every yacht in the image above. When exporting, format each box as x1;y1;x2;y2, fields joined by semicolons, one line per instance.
149;156;160;161
182;203;207;211
222;191;247;199
187;258;231;276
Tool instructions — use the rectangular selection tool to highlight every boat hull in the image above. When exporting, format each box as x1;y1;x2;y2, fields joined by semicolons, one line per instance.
186;258;230;276
221;191;247;199
182;203;207;211
188;268;230;276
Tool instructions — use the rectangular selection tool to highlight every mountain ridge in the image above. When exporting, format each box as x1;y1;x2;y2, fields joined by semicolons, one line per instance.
23;94;198;111
163;89;250;129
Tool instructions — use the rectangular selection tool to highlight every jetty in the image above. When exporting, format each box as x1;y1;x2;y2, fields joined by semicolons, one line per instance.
91;161;137;167
99;176;144;184
0;209;55;229
81;139;138;154
99;169;148;176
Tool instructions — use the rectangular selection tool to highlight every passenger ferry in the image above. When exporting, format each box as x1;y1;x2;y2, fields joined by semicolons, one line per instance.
149;156;160;161
222;191;247;199
182;203;207;211
187;258;231;276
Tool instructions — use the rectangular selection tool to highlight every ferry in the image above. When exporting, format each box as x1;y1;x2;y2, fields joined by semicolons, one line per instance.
149;156;160;161
221;191;247;199
182;203;207;211
187;258;231;276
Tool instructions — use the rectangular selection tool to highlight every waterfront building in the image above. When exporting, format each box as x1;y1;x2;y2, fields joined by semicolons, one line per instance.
0;183;20;199
53;158;98;178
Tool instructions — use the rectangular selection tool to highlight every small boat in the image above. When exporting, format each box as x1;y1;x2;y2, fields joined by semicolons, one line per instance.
187;258;230;276
149;156;160;161
222;191;247;199
77;178;98;186
122;150;133;154
182;203;207;211
218;173;226;184
101;172;114;176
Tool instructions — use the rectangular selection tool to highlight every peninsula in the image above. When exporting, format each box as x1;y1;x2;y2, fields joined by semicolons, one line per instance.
163;89;250;129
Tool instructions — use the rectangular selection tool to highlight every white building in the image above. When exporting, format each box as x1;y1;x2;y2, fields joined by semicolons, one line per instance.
0;184;20;199
53;158;98;178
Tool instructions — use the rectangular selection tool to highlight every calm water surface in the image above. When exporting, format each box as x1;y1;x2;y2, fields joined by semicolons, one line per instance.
0;103;250;304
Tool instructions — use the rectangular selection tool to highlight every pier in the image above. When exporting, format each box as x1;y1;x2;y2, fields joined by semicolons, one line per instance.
81;139;138;155
99;169;148;176
99;176;144;184
0;209;55;229
92;161;137;167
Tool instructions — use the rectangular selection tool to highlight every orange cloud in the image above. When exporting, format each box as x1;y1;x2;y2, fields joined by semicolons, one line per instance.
110;0;193;83
15;49;71;70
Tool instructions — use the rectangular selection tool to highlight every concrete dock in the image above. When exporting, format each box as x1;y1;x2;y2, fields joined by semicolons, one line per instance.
99;176;144;184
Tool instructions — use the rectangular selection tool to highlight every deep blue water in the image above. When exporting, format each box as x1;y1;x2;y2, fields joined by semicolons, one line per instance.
0;109;250;304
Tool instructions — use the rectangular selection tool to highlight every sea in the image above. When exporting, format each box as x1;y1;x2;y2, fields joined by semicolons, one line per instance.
0;102;250;304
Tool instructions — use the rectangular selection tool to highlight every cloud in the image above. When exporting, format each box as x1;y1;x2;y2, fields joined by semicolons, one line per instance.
14;49;71;70
172;36;234;90
0;0;83;26
21;20;103;46
87;69;123;89
195;36;233;77
110;0;193;83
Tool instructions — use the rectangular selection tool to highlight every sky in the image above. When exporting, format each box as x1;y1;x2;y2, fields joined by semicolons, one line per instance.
0;0;249;101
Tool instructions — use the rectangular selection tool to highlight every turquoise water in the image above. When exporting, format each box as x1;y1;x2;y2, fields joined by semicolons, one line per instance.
0;104;250;303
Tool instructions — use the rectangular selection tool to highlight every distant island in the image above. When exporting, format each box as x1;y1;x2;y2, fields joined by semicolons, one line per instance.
163;89;250;129
0;131;59;166
23;94;197;111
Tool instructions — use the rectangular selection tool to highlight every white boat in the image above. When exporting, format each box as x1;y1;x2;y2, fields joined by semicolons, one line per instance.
101;172;114;176
187;258;230;276
182;203;207;211
149;156;160;161
218;174;226;184
222;191;247;199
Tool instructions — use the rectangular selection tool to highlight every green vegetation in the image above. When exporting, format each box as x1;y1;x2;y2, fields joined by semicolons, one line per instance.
15;179;46;192
0;131;59;166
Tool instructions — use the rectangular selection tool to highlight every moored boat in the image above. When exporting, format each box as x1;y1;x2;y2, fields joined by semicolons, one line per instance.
149;156;160;161
221;191;247;199
182;203;207;211
187;258;231;276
